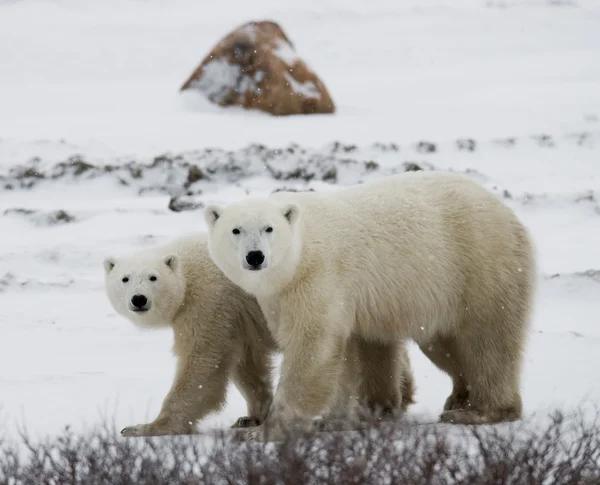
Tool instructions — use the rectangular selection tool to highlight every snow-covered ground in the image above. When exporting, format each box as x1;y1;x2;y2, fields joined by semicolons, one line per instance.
0;0;599;440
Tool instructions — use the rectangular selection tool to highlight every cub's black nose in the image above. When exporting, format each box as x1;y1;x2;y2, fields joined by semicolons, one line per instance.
245;250;265;268
131;294;148;308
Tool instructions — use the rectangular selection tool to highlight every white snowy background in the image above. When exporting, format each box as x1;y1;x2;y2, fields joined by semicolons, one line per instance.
0;0;599;440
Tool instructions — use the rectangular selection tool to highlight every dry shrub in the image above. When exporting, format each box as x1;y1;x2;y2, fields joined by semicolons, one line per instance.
1;409;599;485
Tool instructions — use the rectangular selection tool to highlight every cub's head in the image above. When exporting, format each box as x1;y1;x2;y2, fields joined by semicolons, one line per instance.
203;198;301;295
103;252;185;328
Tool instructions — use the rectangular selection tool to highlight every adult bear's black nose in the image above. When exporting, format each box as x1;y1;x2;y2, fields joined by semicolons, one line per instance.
246;250;265;269
131;294;148;308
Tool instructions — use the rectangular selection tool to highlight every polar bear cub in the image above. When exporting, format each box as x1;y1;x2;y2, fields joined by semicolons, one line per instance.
204;171;536;439
104;233;415;436
104;233;277;436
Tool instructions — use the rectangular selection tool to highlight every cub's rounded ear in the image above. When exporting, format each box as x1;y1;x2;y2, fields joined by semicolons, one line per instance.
281;203;300;226
164;254;179;272
204;204;223;229
103;257;117;274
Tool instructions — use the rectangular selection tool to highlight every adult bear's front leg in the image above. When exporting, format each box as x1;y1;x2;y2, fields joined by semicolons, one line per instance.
247;341;348;441
246;311;350;442
229;340;275;429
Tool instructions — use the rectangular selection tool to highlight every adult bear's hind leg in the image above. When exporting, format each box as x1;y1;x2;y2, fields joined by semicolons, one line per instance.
418;335;469;412
438;307;528;425
356;336;414;420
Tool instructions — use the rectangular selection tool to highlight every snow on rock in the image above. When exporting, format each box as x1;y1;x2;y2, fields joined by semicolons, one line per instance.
283;72;322;99
273;38;299;66
188;58;255;105
180;20;335;116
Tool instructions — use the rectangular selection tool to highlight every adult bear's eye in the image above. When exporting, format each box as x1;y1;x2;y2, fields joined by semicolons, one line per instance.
232;228;241;235
149;275;157;282
265;226;273;233
122;277;129;283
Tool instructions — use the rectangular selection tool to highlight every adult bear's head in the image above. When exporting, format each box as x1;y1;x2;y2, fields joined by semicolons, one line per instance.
204;198;301;297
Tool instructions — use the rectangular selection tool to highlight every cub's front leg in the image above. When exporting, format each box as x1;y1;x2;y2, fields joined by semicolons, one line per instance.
121;332;234;437
121;354;231;437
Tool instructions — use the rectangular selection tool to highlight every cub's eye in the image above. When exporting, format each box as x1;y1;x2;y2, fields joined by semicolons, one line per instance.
265;226;273;233
232;228;241;235
149;275;157;282
122;277;129;283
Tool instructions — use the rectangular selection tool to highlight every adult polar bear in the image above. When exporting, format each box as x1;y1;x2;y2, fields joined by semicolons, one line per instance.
104;233;415;436
204;171;536;441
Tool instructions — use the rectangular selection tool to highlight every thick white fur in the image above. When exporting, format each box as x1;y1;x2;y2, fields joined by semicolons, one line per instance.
205;171;536;439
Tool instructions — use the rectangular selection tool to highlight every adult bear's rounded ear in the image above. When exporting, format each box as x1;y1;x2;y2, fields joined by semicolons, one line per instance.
281;203;300;226
103;257;117;274
204;204;222;229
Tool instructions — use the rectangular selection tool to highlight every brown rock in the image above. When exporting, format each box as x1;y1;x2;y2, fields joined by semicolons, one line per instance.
180;20;335;116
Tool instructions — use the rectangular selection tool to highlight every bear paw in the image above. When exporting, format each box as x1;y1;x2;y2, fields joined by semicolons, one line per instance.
440;406;521;425
231;423;287;443
443;389;470;411
439;409;490;425
120;419;196;437
230;416;262;428
121;424;159;437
